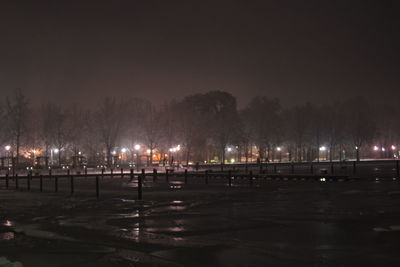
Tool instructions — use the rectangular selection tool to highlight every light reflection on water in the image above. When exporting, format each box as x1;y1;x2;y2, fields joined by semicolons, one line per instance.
3;220;13;227
170;185;182;189
146;226;186;233
169;181;183;189
0;232;14;240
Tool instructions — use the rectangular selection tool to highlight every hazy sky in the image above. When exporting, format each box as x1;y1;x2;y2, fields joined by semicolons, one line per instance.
1;0;399;108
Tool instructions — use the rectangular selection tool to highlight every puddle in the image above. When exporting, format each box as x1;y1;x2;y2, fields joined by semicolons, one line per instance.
0;257;22;267
170;185;182;189
3;220;13;227
0;232;15;240
146;226;186;233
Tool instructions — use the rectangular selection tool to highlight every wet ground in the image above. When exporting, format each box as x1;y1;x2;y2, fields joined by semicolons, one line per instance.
1;178;400;266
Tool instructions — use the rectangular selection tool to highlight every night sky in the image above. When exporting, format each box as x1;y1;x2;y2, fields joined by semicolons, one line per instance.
1;0;399;107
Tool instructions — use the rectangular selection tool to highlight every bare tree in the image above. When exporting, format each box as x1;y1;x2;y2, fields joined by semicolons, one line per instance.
95;97;127;167
242;96;281;162
345;98;376;161
141;101;162;166
5;89;29;167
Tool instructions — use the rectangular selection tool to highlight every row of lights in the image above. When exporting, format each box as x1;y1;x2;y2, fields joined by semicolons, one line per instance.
373;145;397;151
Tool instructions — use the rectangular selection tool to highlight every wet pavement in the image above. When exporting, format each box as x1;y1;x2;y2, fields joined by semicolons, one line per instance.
1;179;400;266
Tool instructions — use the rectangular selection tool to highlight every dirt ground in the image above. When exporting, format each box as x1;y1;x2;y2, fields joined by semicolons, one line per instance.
1;177;400;266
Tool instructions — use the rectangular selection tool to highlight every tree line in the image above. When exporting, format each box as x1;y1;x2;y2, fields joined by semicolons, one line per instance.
0;89;399;169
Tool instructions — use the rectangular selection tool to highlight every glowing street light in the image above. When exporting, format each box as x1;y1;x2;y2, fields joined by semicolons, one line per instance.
227;147;232;152
5;145;11;151
121;148;127;153
391;145;396;150
276;147;282;162
134;144;141;151
381;147;385;152
373;146;379;151
319;146;327;161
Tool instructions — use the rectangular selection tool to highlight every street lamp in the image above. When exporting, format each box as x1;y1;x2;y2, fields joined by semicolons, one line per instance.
276;147;282;162
51;148;59;166
5;145;11;169
320;146;327;161
134;145;141;171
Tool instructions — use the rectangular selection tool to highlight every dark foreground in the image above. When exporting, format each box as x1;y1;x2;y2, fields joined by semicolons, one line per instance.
1;178;400;266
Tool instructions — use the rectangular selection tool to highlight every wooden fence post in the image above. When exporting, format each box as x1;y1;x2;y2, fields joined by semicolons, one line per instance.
55;176;58;192
40;175;43;192
249;170;253;185
27;174;31;191
70;175;74;195
130;169;134;181
138;169;144;200
153;169;157;182
184;169;188;184
96;175;99;199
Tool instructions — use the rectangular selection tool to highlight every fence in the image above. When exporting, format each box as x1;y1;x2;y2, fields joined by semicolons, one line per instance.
1;160;399;200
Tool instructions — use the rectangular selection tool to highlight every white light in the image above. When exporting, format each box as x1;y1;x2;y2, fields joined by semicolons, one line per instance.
276;147;281;151
381;147;385;152
5;145;11;151
146;149;151;154
53;148;59;153
121;148;127;153
177;145;181;151
391;145;396;150
355;146;359;150
112;151;117;155
134;145;141;151
373;146;379;151
78;151;82;155
230;158;235;163
227;147;232;152
319;146;326;151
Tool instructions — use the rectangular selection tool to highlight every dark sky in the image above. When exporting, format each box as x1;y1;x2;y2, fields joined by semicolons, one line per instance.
1;0;399;108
